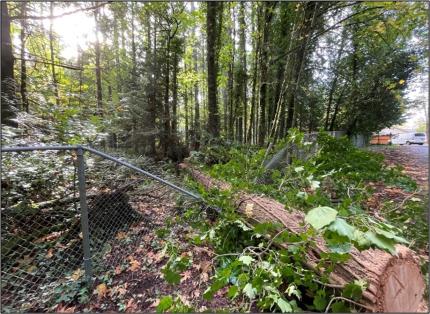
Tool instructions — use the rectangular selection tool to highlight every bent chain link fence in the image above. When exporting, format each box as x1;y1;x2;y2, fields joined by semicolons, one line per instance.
1;146;200;312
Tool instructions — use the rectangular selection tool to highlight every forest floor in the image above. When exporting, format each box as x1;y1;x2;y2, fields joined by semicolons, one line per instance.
366;144;428;258
59;182;239;313
53;144;428;313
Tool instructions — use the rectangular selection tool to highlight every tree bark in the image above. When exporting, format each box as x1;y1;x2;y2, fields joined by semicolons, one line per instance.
94;3;103;115
324;30;347;130
239;3;248;143
180;164;427;313
20;2;29;113
172;49;178;136
1;2;17;126
49;2;60;107
206;1;220;139
258;2;275;146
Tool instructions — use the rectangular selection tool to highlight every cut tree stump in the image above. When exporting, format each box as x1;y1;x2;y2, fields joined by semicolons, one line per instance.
180;163;427;312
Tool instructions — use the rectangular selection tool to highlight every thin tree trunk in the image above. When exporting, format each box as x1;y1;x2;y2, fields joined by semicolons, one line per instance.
247;4;260;144
19;2;28;112
162;36;172;155
131;2;137;84
191;2;200;150
172;50;178;136
1;1;17;126
324;30;346;130
239;2;247;143
206;1;220;138
49;2;60;107
258;2;274;146
94;3;103;114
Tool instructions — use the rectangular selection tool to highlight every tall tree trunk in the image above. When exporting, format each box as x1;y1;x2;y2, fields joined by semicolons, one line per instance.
324;30;346;130
145;12;156;155
162;36;172;155
206;1;220;139
20;1;28;113
49;2;60;107
329;88;345;131
1;2;17;126
227;6;235;140
247;4;260;144
239;2;247;143
184;73;189;147
191;2;200;150
113;10;121;94
258;2;274;146
94;4;103;115
172;50;178;136
130;2;137;84
77;46;83;107
285;3;318;132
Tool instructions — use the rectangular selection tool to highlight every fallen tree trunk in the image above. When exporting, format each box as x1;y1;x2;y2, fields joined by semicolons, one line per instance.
180;163;426;312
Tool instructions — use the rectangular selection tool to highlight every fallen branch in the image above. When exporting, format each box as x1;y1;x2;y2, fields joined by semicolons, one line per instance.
180;163;426;312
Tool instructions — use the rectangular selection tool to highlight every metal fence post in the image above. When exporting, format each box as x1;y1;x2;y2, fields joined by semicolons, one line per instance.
76;147;93;286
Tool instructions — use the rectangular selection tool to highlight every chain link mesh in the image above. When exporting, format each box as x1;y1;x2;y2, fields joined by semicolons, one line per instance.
1;148;199;312
1;150;83;312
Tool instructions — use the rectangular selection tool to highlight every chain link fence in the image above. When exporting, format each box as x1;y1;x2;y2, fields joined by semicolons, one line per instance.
1;146;201;312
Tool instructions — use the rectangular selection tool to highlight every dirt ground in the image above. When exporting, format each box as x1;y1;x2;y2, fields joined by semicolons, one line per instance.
54;182;237;313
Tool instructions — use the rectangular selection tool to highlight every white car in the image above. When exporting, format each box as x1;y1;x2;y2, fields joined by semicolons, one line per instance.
390;132;426;145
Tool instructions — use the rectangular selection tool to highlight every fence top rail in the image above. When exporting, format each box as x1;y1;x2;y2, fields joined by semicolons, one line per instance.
1;145;80;152
1;144;202;201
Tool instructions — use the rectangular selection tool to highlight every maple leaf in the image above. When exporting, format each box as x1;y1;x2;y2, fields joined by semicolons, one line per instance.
96;283;108;299
128;256;141;272
180;270;192;283
116;231;127;240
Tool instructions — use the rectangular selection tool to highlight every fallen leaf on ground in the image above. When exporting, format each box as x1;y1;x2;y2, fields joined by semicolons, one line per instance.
46;248;54;259
96;283;108;299
71;268;84;281
116;231;128;240
180;270;192;283
55;303;76;313
128;256;141;272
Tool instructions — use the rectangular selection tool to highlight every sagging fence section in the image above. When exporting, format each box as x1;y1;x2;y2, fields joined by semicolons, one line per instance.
1;145;201;312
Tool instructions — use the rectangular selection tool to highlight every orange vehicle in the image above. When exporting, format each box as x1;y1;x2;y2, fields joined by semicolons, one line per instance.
369;134;391;145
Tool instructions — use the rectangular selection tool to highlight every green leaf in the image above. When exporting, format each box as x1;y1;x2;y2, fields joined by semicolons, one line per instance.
327;242;351;254
373;227;408;244
327;218;357;240
294;166;304;172
227;285;239;299
331;301;349;313
238;255;254;266
364;231;397;254
313;293;327;311
161;268;181;285
343;282;364;301
305;206;338;230
276;298;292;313
243;283;257;299
156;296;173;313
